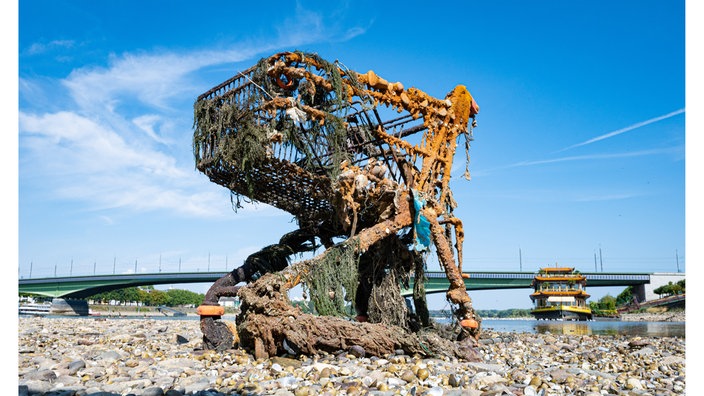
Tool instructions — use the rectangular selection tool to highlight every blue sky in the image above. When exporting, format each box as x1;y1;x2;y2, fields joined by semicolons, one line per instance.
10;0;696;311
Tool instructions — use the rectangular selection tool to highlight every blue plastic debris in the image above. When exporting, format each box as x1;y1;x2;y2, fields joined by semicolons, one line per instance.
412;190;432;251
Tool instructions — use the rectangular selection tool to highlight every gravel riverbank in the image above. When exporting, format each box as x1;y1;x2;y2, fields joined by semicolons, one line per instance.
18;317;685;395
620;311;686;322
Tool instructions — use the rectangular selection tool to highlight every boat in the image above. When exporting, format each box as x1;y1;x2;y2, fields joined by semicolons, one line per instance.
530;266;592;321
18;302;51;316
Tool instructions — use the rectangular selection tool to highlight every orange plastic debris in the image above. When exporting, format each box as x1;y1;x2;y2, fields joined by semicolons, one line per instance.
197;305;225;316
460;318;479;328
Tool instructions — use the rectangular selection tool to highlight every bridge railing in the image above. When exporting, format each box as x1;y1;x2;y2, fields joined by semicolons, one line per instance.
19;270;653;299
584;274;650;281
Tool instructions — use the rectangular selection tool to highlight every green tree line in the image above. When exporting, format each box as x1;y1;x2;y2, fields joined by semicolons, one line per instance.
428;309;531;318
476;309;532;318
614;280;685;307
653;280;685;297
88;286;205;307
589;294;619;316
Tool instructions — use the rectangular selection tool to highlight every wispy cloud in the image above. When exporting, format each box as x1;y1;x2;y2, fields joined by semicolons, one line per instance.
557;108;685;152
132;114;171;145
19;110;212;214
19;110;288;218
476;188;643;203
274;2;369;47
512;148;680;168
24;39;75;56
19;6;370;219
572;193;638;202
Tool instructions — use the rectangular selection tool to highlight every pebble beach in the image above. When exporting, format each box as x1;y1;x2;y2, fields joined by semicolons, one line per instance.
18;316;686;396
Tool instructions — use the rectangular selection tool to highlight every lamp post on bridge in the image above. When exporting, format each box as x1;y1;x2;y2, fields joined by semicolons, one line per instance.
519;247;522;272
594;252;597;272
676;249;680;272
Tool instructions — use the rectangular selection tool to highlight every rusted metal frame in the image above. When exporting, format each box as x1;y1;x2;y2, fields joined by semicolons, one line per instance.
261;97;327;124
270;71;408;178
344;74;434;188
203;272;241;305
355;105;404;184
389;124;427;139
295;121;328;172
267;64;335;94
381;113;417;130
371;107;419;188
370;125;430;160
439;216;465;274
420;207;477;337
417;88;476;209
319;99;402;185
198;271;241;351
269;52;323;72
351;82;451;194
413;116;451;194
196;52;482;348
436;146;460;210
197;64;257;102
420;207;466;296
210;158;333;221
260;97;329;171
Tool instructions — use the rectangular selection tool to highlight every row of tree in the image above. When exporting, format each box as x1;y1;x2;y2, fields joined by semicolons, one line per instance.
427;309;532;318
475;308;532;318
653;280;685;297
614;279;686;307
589;294;619;316
89;286;205;307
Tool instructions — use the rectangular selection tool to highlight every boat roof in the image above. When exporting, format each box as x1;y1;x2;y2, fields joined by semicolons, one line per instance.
539;267;575;272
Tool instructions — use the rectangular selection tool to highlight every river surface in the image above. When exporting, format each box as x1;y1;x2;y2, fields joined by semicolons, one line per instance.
477;318;685;338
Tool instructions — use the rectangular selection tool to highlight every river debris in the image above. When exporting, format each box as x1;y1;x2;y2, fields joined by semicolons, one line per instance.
192;51;481;360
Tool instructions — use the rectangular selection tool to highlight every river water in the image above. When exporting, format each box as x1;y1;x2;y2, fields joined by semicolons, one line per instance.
478;318;685;338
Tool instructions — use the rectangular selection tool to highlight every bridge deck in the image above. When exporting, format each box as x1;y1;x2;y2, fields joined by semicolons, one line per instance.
19;271;651;299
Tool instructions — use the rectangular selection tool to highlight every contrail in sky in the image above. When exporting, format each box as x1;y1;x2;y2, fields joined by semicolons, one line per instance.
558;108;685;152
471;146;682;177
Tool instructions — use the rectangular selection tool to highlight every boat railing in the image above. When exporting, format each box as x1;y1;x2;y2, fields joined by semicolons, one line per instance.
535;301;589;308
536;274;584;279
539;285;584;292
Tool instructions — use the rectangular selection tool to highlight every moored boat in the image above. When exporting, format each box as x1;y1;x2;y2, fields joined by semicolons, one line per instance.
530;266;592;321
18;303;51;316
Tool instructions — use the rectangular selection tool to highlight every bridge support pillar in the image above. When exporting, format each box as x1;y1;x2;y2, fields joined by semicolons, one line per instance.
50;298;89;316
632;284;646;303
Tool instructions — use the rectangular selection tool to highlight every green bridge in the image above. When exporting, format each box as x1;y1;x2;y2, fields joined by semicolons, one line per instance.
19;271;652;299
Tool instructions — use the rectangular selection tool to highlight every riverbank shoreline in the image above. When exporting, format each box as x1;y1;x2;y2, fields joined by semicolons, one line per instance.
620;311;686;322
18;317;686;395
90;305;686;322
